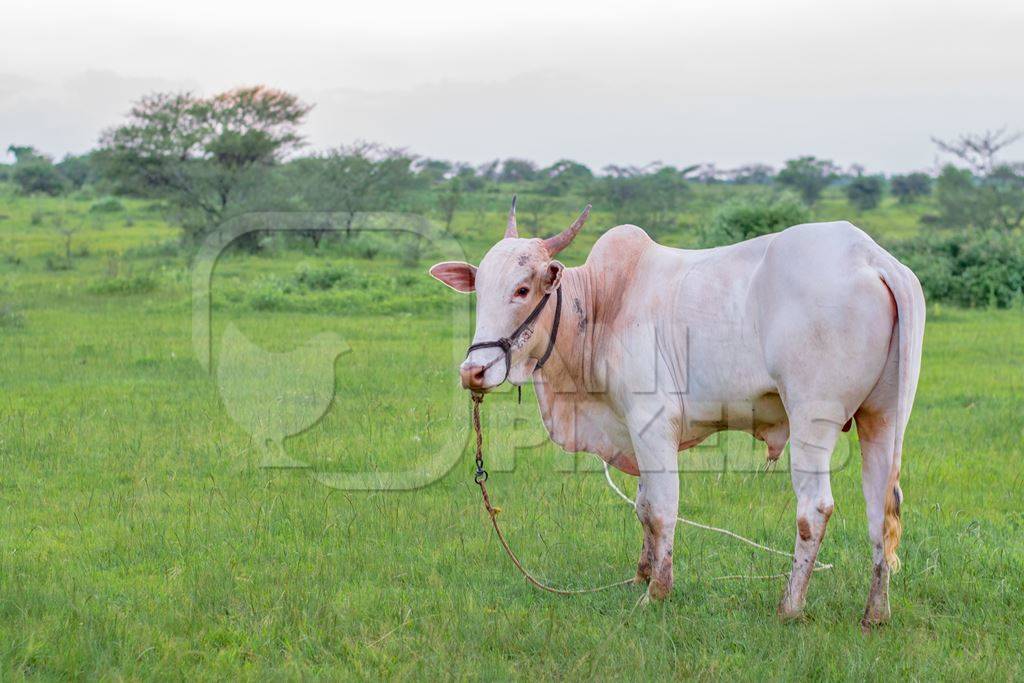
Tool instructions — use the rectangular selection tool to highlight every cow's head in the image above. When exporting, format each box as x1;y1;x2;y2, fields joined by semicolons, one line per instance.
429;196;590;392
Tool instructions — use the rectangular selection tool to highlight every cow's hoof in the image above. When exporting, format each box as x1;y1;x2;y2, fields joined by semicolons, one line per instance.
647;579;671;601
861;588;890;630
776;604;807;623
632;572;650;586
860;607;890;632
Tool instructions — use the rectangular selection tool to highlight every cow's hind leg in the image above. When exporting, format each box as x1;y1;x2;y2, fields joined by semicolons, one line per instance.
777;401;842;620
856;407;899;628
633;480;654;585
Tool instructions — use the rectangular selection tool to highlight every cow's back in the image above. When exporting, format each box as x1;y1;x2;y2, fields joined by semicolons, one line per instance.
593;220;897;410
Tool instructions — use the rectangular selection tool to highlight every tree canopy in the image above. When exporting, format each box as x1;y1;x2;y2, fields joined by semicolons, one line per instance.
97;86;312;240
776;156;838;205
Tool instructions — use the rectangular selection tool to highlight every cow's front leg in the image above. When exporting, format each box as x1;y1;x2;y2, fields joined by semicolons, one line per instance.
778;405;841;620
630;416;681;601
636;473;678;599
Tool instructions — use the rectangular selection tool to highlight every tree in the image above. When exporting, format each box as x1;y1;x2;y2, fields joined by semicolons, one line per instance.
932;128;1021;176
932;129;1024;231
890;173;932;204
776;156;837;205
97;86;312;241
477;159;501;182
728;164;775;185
522;197;555;237
7;145;42;163
845;175;884;212
539;159;593;196
845;163;867;179
13;157;67;196
597;163;690;237
453;163;485;192
498;158;538;183
52;213;82;269
692;163;720;184
597;164;646;224
56;153;95;189
934;165;975;229
436;177;462;234
415;158;452;184
296;142;418;240
984;163;1024;230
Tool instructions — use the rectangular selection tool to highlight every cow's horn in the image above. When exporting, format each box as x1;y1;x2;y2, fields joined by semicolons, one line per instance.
504;195;518;238
543;204;591;256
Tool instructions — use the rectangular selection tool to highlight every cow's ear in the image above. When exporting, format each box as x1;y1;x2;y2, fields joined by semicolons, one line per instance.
429;261;476;293
542;260;564;293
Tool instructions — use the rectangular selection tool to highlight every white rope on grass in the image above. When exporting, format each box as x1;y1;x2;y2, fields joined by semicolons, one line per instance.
600;460;833;580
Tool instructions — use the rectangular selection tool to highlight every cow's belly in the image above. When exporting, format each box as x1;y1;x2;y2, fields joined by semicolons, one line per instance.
677;389;790;460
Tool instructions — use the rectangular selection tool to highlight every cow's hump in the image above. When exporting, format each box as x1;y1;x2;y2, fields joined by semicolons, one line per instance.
585;224;653;271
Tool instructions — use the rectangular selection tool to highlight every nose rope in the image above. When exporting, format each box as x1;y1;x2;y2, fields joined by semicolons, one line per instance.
471;392;637;595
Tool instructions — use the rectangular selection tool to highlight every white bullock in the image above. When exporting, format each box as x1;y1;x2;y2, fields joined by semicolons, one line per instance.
430;199;925;626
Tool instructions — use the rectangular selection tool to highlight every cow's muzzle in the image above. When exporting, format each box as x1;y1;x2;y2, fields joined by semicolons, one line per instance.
460;286;563;393
459;362;489;391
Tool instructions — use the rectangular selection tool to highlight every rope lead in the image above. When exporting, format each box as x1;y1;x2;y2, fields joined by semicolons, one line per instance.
470;393;832;593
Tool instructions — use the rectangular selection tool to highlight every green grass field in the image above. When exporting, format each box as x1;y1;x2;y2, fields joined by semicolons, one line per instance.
1;187;1022;679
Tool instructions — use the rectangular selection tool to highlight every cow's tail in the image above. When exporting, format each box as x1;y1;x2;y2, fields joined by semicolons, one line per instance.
876;258;926;573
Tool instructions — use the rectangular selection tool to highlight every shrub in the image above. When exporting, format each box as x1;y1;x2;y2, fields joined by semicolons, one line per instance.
87;273;159;295
400;236;424;268
89;197;125;213
248;276;295;310
13;160;68;196
0;306;24;329
44;254;73;271
293;263;357;290
888;230;1024;307
124;240;181;259
934;163;1024;231
69;187;98;201
701;192;810;246
343;231;404;261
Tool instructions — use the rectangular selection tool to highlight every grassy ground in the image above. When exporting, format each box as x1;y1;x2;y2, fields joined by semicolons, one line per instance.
1;188;1022;679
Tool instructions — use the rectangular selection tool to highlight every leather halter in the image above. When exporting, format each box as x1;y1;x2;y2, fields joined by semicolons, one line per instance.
467;286;562;385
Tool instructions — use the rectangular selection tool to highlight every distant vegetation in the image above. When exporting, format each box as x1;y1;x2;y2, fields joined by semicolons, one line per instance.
3;88;1023;307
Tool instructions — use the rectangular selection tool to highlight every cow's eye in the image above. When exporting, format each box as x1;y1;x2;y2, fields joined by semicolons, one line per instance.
515;287;529;298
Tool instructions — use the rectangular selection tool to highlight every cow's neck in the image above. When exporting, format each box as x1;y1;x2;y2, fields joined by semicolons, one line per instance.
528;266;585;385
530;264;598;396
527;263;634;458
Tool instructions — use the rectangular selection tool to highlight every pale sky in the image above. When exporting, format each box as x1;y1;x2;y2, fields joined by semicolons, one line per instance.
2;0;1022;172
